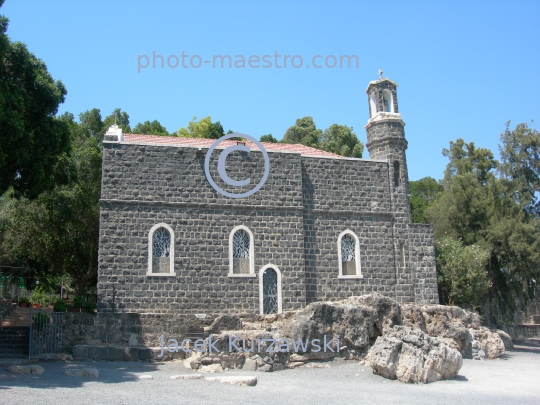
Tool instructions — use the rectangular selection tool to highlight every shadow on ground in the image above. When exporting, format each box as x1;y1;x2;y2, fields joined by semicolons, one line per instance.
0;360;169;390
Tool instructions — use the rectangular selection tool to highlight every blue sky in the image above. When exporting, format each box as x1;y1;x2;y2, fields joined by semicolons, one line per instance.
2;0;539;180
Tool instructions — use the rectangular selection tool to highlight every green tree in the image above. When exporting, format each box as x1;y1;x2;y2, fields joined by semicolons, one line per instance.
0;1;71;198
207;121;225;139
409;177;443;223
498;122;540;215
133;120;169;136
176;116;213;138
174;116;231;139
0;114;102;295
281;116;321;148
77;108;103;139
319;124;363;158
442;138;496;185
260;134;278;143
428;125;540;321
435;235;490;307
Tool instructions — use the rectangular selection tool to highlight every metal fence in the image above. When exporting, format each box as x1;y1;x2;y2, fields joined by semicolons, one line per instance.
29;310;64;358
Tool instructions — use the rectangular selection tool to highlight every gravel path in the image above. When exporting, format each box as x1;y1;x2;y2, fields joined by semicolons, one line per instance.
1;348;539;405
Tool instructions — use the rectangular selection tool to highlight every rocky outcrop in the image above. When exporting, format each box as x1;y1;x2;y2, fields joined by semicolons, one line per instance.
365;326;463;383
496;330;514;350
167;294;502;384
280;293;402;353
402;304;480;355
469;327;505;359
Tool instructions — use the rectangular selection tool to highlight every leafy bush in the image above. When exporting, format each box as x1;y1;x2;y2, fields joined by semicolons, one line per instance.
29;288;46;305
19;297;30;304
33;312;49;331
436;235;490;308
85;301;97;313
53;299;67;312
73;296;84;308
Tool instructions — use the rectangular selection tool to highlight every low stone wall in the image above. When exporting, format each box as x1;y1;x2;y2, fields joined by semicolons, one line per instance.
71;344;185;362
61;312;221;352
507;324;540;339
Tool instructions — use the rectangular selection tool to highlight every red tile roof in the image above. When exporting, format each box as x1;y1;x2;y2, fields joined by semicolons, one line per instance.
123;134;340;158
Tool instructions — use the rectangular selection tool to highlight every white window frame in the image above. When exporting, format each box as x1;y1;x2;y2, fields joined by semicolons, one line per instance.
228;225;256;277
258;264;283;315
337;229;363;279
147;223;176;277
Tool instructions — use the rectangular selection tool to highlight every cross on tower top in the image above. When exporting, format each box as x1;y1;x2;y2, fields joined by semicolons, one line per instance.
378;68;383;79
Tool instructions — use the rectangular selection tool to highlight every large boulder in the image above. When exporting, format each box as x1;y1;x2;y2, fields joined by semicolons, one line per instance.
402;304;480;354
281;293;401;351
496;330;514;350
469;327;505;359
365;326;463;383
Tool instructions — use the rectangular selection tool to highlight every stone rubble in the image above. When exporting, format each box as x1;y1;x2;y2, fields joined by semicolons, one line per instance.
121;374;153;380
170;374;204;380
205;376;257;387
8;365;44;375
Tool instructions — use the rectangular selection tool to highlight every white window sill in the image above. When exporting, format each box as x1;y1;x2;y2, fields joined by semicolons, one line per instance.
228;273;257;278
146;272;177;277
338;275;364;279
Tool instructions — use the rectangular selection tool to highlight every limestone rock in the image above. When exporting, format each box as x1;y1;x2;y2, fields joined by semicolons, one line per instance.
402;304;480;354
365;326;462;383
496;330;514;350
122;374;153;380
64;368;99;378
199;363;223;373
205;376;257;386
170;374;203;380
256;363;273;372
469;327;505;359
8;365;44;375
242;358;257;371
281;293;400;351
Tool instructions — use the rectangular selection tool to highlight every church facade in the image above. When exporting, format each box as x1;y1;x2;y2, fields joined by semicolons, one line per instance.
97;77;439;314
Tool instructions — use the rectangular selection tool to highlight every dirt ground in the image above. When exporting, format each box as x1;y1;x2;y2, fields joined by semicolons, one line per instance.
1;346;539;405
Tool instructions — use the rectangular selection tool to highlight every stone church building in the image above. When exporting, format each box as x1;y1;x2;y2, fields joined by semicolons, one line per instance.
97;77;439;315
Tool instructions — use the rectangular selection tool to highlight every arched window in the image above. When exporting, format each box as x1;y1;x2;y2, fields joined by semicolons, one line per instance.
147;223;175;276
393;161;400;188
369;92;377;118
229;225;255;277
259;264;282;315
338;230;362;278
382;89;393;113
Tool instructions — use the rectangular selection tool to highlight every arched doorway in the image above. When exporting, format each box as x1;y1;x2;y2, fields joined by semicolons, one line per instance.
259;265;282;315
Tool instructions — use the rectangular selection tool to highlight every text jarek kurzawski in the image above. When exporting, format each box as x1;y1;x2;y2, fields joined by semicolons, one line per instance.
157;334;340;358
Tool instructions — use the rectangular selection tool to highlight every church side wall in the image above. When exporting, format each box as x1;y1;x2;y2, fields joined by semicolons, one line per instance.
301;158;398;303
98;142;306;314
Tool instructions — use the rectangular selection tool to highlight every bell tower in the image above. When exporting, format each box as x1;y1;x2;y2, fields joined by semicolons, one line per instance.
365;73;411;221
365;72;415;303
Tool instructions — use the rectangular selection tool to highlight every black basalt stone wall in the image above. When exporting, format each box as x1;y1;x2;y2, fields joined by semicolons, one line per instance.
97;140;439;314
